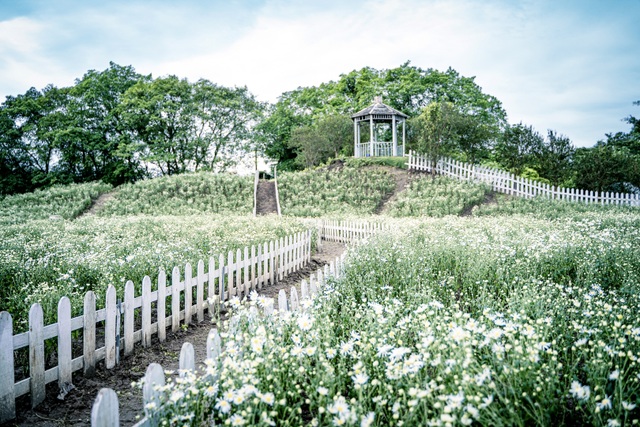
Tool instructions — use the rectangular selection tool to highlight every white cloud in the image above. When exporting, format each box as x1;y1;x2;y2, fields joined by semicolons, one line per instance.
0;0;638;146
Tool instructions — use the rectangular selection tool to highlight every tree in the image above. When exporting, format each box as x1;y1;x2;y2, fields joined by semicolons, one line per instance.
288;115;352;168
119;76;197;175
0;85;68;193
260;63;507;166
191;80;264;172
60;62;148;185
408;102;460;163
536;130;574;186
493;123;544;175
573;101;640;192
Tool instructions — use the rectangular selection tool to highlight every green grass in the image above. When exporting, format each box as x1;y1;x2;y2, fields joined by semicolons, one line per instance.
97;172;253;216
386;175;489;217
277;166;396;217
0;181;112;225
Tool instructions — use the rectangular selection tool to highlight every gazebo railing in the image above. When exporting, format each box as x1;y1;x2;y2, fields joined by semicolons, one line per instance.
355;142;403;158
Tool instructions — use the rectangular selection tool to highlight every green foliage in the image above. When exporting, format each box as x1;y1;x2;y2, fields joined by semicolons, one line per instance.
573;102;640;193
0;214;308;332
386;176;489;217
277;166;396;217
288;115;352;168
97;172;253;216
261;62;507;166
0;181;112;225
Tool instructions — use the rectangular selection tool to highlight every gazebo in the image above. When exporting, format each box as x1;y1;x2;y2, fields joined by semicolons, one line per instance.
351;96;408;157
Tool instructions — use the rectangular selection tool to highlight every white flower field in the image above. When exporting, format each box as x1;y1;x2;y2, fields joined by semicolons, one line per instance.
1;165;639;426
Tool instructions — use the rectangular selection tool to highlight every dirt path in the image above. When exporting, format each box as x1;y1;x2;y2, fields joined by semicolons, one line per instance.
9;241;346;427
460;190;499;217
255;180;278;215
78;192;115;218
376;167;411;214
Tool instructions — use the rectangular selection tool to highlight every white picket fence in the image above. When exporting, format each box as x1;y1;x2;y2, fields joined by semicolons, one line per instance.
318;219;389;244
0;230;312;423
407;150;640;206
91;253;345;427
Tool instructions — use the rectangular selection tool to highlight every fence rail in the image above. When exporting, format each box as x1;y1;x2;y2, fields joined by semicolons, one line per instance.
407;150;640;207
91;252;346;427
0;230;312;423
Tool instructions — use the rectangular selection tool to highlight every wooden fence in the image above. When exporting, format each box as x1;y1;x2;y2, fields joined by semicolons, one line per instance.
0;230;312;423
318;219;389;244
91;253;345;427
407;150;640;206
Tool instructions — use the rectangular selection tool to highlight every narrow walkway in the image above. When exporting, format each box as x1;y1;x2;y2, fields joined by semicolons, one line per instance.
255;180;278;215
78;192;114;218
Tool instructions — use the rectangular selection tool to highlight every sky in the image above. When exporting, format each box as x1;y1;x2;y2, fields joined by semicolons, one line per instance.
0;0;639;148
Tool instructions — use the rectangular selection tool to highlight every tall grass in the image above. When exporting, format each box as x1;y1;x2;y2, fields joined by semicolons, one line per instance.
0;181;112;225
98;172;252;216
278;166;396;217
386;175;489;217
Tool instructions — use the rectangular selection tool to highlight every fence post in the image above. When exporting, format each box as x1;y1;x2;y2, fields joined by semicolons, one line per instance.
207;328;222;361
278;290;288;315
179;342;195;375
185;263;193;325
91;388;119;427
0;312;16;422
208;257;216;317
142;276;152;347
105;285;117;369
123;281;134;355
57;297;74;398
257;245;263;290
171;267;181;333
84;291;97;377
29;303;45;408
218;254;226;303
143;363;165;420
197;260;205;323
290;287;299;311
158;270;167;342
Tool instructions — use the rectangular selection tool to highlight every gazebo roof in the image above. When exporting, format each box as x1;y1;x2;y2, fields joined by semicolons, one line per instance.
351;97;408;120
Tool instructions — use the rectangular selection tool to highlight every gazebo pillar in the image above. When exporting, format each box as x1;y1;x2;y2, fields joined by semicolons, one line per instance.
353;120;358;157
392;115;397;157
402;120;406;156
369;116;374;157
